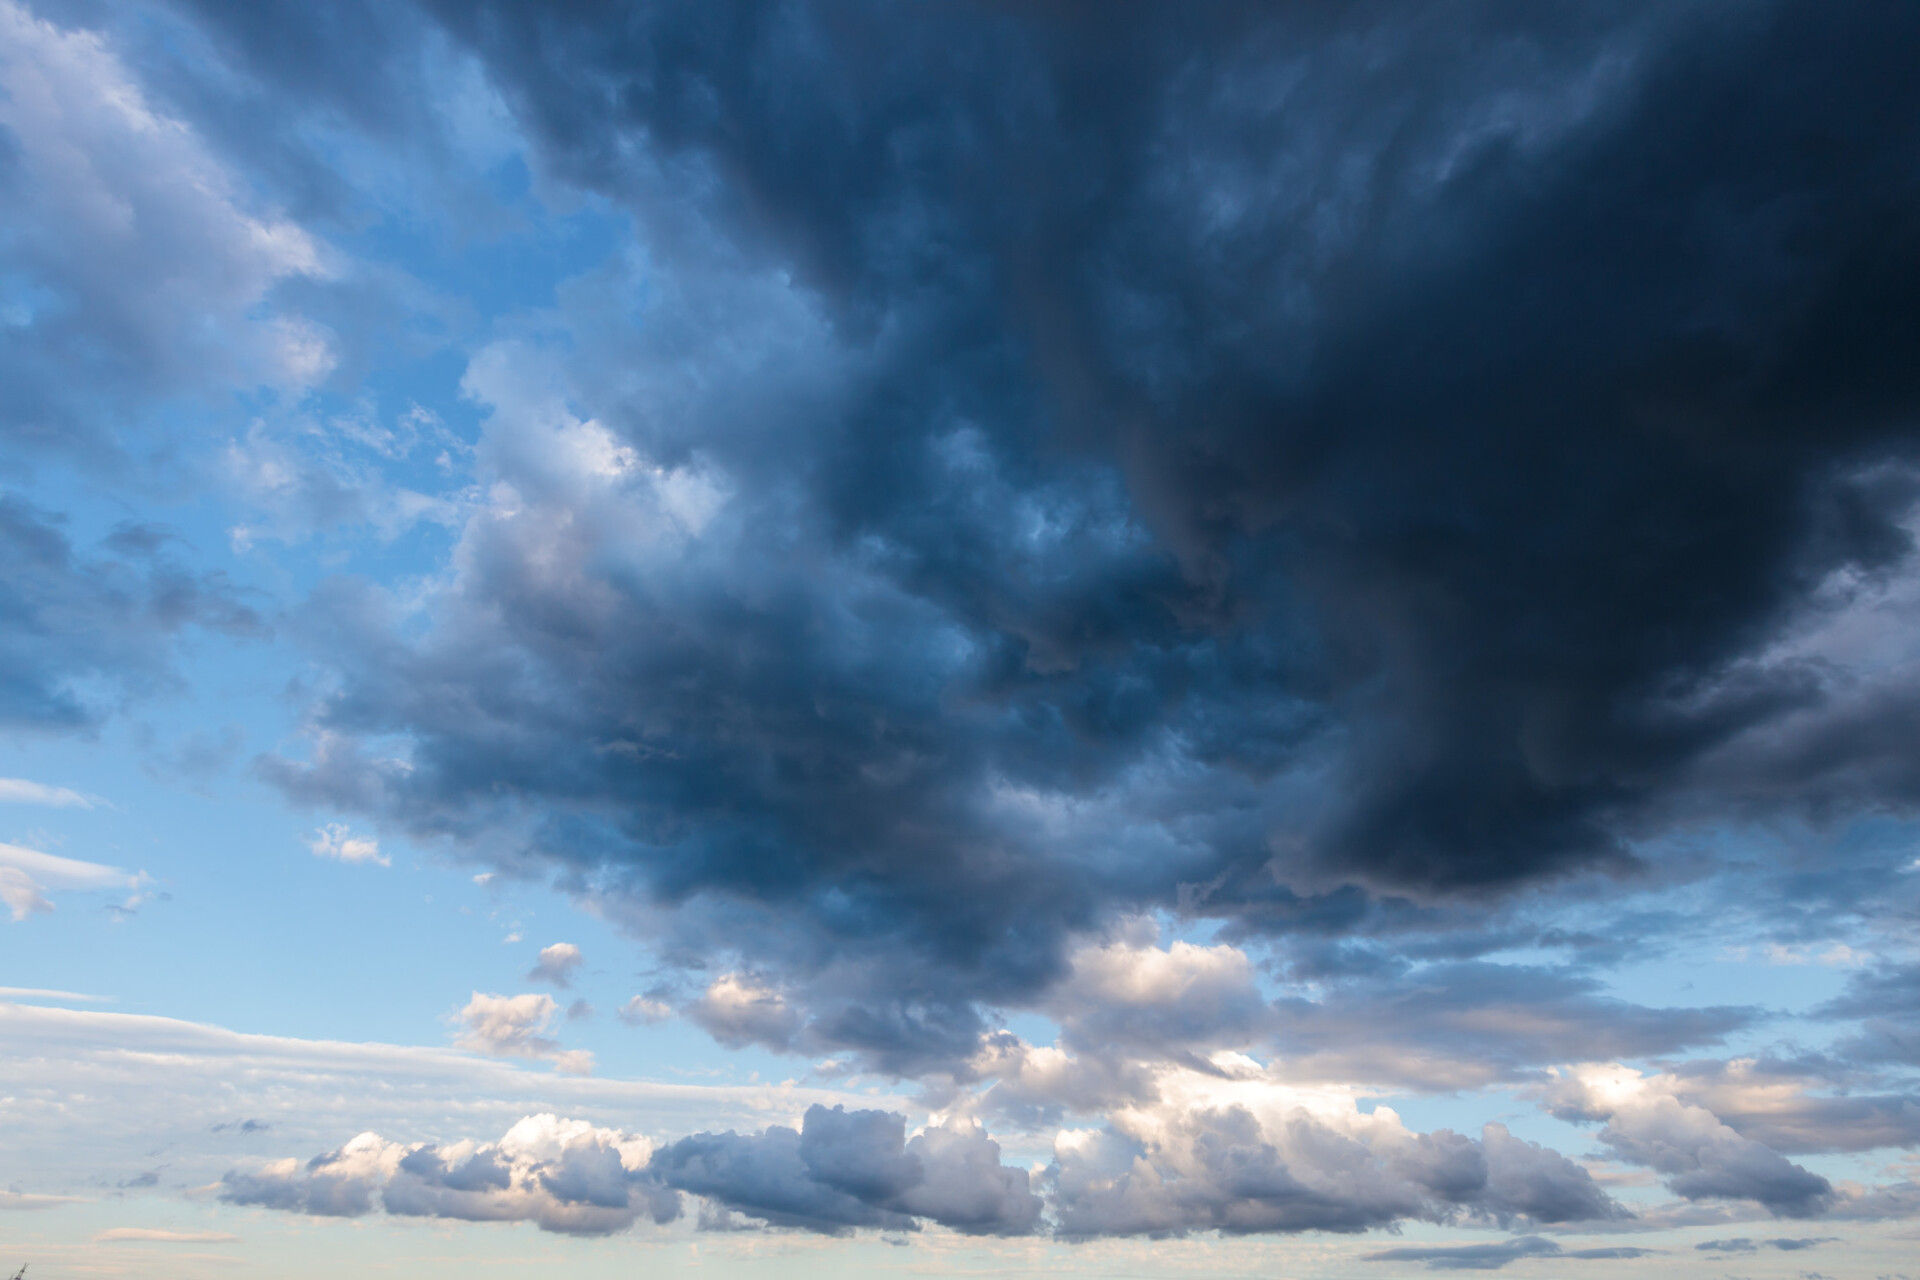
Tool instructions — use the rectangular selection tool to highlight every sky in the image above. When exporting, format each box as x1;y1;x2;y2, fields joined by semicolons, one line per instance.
3;1;1920;1276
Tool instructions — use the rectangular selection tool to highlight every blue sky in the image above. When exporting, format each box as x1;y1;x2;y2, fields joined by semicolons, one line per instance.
6;1;1920;1276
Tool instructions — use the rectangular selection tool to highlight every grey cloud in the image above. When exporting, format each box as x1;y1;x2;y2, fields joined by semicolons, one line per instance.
221;1118;679;1237
1696;1237;1835;1253
147;0;1920;1092
1548;1085;1833;1217
1363;1236;1656;1272
1654;1058;1920;1156
0;494;263;732
527;942;584;988
1270;963;1756;1090
650;1104;1041;1237
1046;1109;1620;1239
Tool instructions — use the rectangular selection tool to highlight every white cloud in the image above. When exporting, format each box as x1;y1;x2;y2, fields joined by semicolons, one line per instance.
620;996;674;1026
307;823;389;866
0;999;897;1198
455;992;593;1075
527;942;584;987
94;1228;239;1243
686;973;801;1052
0;841;138;921
221;1113;671;1235
0;778;95;808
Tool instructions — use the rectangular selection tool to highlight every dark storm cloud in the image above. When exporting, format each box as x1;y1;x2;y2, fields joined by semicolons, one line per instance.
166;0;1920;1066
0;495;263;731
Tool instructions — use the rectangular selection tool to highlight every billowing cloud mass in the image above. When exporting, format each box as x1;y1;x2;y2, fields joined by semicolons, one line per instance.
222;1114;676;1235
212;0;1920;1089
7;0;1920;1268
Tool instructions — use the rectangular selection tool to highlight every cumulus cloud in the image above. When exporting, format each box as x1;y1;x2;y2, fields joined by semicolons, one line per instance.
1042;1066;1622;1238
686;974;803;1053
1047;927;1274;1059
649;1105;1040;1236
307;823;388;866
1544;1067;1834;1217
527;943;583;988
222;1108;1040;1239
222;1115;676;1235
454;993;593;1075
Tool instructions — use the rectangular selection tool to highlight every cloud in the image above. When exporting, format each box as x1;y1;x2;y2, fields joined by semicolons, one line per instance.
223;1115;676;1235
650;1105;1041;1236
686;974;803;1053
1544;1067;1834;1216
192;0;1920;1104
31;0;1920;1251
619;995;673;1026
94;1228;240;1243
0;841;139;921
1267;961;1758;1091
454;992;593;1075
0;495;264;734
307;823;388;866
0;986;111;1002
527;942;583;988
0;999;901;1195
1363;1236;1656;1271
0;777;94;807
1695;1237;1835;1253
0;0;333;463
1041;1066;1623;1238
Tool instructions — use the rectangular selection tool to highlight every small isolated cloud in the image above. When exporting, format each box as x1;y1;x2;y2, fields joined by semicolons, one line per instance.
210;1119;271;1134
1696;1237;1836;1254
620;995;673;1026
307;823;388;866
527;942;583;987
0;986;111;1003
0;777;94;807
94;1228;239;1243
454;992;593;1075
0;841;139;921
0;1190;87;1210
1364;1236;1656;1271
